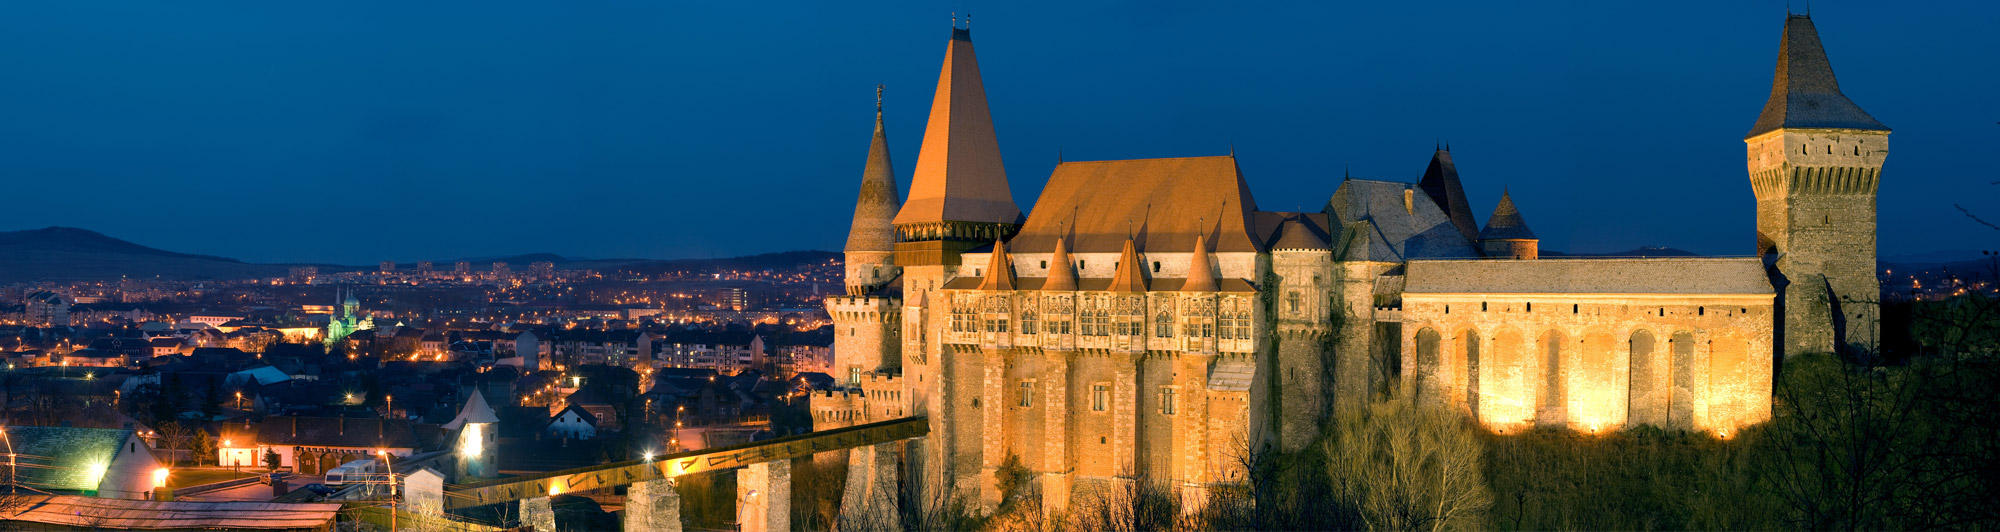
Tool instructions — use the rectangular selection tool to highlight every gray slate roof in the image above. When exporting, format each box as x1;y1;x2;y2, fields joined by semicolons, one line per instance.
1417;149;1480;242
1328;179;1480;261
1404;258;1774;295
846;110;901;253
1746;15;1888;138
1478;192;1536;240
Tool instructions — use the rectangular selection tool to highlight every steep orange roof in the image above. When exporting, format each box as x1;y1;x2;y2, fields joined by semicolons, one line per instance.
893;27;1022;227
976;239;1016;291
1181;233;1218;292
1009;156;1261;254
1042;236;1078;291
1108;238;1147;292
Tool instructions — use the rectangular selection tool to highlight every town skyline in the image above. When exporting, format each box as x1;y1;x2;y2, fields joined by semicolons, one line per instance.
2;1;1994;265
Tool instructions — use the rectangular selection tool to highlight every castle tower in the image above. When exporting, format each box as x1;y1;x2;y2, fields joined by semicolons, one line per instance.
1418;147;1479;244
1478;191;1539;259
1745;14;1889;356
443;390;500;480
846;86;903;296
894;20;1024;511
1270;217;1333;450
824;90;906;390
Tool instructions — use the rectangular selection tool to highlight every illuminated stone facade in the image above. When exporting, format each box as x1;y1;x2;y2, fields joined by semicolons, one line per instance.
813;14;1884;516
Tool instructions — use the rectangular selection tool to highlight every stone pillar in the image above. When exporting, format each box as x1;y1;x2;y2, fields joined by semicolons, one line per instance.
839;442;901;530
625;478;682;532
522;496;555;532
737;460;790;532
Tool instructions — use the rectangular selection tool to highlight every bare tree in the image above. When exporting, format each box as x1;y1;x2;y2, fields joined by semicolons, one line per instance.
1324;394;1493;532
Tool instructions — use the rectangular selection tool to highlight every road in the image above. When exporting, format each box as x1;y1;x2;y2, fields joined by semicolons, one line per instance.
178;475;324;502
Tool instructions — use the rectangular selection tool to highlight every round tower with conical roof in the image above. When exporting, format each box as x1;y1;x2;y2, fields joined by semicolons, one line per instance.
1478;191;1539;259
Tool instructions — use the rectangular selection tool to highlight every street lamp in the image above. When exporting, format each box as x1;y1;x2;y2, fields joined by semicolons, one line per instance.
1;428;13;494
377;449;397;532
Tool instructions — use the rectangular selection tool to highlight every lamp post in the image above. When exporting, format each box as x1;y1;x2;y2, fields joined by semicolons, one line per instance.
385;395;394;420
675;405;685;452
235;391;243;411
1;427;14;494
377;449;396;532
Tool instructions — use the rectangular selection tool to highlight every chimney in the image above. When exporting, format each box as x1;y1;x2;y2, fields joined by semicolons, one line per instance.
291;417;298;438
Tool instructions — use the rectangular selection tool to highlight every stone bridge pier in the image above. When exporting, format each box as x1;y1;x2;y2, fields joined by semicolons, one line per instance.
737;460;791;532
839;442;902;530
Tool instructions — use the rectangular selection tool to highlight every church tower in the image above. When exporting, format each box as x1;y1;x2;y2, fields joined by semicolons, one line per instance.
1746;14;1889;356
894;19;1024;511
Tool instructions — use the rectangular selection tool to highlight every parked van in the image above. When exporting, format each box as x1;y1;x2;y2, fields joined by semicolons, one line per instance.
322;459;377;487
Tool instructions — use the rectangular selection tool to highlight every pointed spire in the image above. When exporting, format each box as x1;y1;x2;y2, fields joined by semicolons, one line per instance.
1747;14;1888;138
976;239;1016;291
1108;238;1147;292
1043;236;1078;291
443;389;499;430
1417;147;1479;242
845;90;901;254
894;19;1022;227
1478;190;1537;241
1181;233;1218;292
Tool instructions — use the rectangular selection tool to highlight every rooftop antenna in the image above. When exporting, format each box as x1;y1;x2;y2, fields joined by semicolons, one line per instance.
952;12;957;28
1058;145;1063;163
966;13;971;30
876;84;883;112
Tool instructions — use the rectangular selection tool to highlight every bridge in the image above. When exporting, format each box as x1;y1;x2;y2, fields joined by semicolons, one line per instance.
407;417;926;532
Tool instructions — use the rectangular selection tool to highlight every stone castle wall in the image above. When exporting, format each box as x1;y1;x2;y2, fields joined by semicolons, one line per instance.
1401;293;1774;435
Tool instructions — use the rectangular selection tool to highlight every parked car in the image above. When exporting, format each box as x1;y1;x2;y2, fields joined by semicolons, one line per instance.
259;471;291;485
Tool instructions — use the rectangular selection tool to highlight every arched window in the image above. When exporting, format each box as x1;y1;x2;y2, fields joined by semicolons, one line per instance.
1668;331;1696;429
1155;311;1173;338
1415;328;1442;402
1627;330;1660;426
1020;310;1039;335
1540;330;1566;425
1461;330;1481;417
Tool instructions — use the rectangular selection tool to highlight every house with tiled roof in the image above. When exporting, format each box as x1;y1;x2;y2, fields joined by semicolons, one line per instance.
2;426;162;500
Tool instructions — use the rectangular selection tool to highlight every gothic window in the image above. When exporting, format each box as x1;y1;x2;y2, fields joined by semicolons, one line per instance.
1288;292;1301;313
1092;384;1109;412
849;367;861;387
1019;381;1033;408
1160;387;1178;415
1115;297;1144;336
1021;310;1039;335
1155;311;1174;337
950;305;975;333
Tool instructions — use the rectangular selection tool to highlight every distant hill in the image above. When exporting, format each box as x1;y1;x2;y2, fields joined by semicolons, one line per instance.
0;226;838;284
0;227;292;283
612;251;840;277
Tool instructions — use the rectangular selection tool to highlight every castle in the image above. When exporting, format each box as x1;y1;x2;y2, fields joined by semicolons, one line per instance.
813;14;1887;514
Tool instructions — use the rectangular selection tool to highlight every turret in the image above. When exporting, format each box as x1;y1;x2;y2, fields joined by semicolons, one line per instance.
1478;191;1538;259
1745;14;1888;356
444;390;500;480
845;86;903;295
892;22;1025;295
1269;216;1333;451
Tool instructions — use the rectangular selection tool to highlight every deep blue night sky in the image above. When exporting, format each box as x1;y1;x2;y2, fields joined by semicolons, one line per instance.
1;1;1993;265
